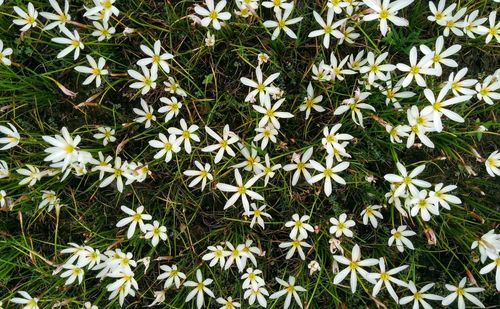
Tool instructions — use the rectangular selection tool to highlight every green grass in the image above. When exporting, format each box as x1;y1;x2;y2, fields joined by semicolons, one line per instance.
0;0;500;308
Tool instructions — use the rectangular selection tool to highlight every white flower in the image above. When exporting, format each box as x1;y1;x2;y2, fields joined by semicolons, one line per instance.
0;160;9;179
321;124;353;156
308;260;321;275
0;40;13;66
361;205;383;228
263;7;303;40
241;267;265;289
262;0;293;10
202;245;229;268
216;168;263;212
137;40;174;73
485;150;500;177
399;281;443;308
447;68;477;96
253;124;278;150
283;147;314;186
163;77;187;97
42;127;81;171
299;82;324;119
17;165;43;187
396;47;436;87
51;27;84;60
334;90;375;128
388;225;416;252
308;156;350;196
386;124;410;144
167;119;199;153
148;133;181;163
224;241;247;271
39;190;59;211
205;31;216;46
420;86;471;132
244;203;272;229
157;265;186;289
144;220;167;247
128;65;158;95
471;230;500;263
93;127;116;146
106;270;139;307
183;161;213;190
440;7;467;36
269;276;306;309
10;291;39;309
84;302;98;309
308;8;342;48
233;143;262;174
420;36;461;76
13;3;38;32
362;0;413;36
0;123;20;150
194;0;231;30
333;25;360;45
60;264;84;285
115;205;152;239
442;277;485;309
216;297;241;309
311;61;330;81
348;50;367;71
329;213;355;238
359;52;396;84
253;98;293;129
478;11;500;44
133;99;156;128
406;105;435;148
429;183;461;210
184;269;215;308
91;21;116;41
0;190;6;208
462;10;487;39
84;0;120;23
379;72;415;107
241;65;280;105
243;286;269;308
75;55;109;88
257;153;281;186
475;75;500;105
369;258;408;302
40;0;70;30
427;0;455;23
410;190;439;221
327;53;356;81
158;97;182;122
285;214;314;240
279;235;312;260
202;125;239;163
333;244;378;293
479;254;500;291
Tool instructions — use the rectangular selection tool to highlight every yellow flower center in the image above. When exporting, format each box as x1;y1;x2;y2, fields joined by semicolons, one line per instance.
410;65;420;75
394;231;401;239
256;83;266;92
209;10;218;20
432;54;441;62
432;101;441;110
349;261;358;270
64;144;75;153
323;168;332;177
238;186;247;194
379;9;389;19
